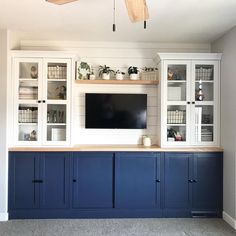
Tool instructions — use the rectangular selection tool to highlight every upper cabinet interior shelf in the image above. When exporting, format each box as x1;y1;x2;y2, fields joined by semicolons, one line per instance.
75;79;159;85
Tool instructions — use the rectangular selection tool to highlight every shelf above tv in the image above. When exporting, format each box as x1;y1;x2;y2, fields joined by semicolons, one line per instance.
75;79;159;85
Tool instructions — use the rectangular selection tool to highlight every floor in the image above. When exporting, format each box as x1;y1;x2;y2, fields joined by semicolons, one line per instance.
0;219;235;236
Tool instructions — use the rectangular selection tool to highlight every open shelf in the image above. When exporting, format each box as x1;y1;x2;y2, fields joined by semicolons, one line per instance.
75;79;159;85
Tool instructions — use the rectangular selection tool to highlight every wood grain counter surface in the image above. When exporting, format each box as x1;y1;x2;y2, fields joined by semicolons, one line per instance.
9;145;224;152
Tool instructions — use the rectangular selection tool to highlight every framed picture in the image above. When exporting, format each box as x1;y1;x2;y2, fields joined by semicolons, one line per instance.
76;61;91;80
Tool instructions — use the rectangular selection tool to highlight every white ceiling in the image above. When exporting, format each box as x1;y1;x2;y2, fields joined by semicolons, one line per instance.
0;0;236;43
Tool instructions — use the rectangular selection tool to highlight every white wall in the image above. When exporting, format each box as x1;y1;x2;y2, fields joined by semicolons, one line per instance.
0;29;8;221
212;26;236;228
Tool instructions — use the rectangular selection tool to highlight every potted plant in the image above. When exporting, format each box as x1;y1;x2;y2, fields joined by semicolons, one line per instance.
115;70;125;80
98;65;114;80
128;66;139;80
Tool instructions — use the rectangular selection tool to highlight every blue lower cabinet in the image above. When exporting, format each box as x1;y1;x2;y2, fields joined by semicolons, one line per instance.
163;152;223;217
115;152;161;210
164;153;193;217
9;152;40;210
192;153;223;217
72;152;113;208
39;152;70;209
9;152;70;218
8;151;223;219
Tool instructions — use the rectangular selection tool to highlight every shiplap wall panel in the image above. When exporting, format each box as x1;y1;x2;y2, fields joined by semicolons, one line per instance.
72;84;158;145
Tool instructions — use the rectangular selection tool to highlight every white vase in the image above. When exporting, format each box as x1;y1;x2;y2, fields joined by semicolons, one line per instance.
116;73;124;80
130;73;138;80
102;73;110;80
89;74;96;80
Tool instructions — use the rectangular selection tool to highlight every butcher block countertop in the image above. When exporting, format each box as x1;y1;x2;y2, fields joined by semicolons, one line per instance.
9;145;224;152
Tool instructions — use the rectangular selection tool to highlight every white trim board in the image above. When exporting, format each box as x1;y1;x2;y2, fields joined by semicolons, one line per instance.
0;212;8;221
223;211;236;230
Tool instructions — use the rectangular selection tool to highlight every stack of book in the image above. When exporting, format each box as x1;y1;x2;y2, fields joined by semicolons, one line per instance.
18;108;38;123
19;86;38;100
167;110;185;124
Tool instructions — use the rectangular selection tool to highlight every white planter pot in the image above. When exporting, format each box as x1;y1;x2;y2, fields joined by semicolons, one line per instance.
115;73;124;80
130;73;138;80
89;74;96;80
102;73;110;80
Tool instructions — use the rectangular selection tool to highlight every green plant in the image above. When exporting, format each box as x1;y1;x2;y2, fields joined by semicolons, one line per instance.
115;70;125;75
128;66;138;75
98;65;114;77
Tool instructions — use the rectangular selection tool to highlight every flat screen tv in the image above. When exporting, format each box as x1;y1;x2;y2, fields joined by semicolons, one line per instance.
85;93;147;129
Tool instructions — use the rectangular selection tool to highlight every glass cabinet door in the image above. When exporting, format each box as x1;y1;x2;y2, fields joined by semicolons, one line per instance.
193;62;217;144
44;60;70;143
16;59;42;143
165;62;190;144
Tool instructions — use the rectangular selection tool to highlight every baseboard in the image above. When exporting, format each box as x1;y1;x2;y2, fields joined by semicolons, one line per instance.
223;211;236;230
0;212;8;221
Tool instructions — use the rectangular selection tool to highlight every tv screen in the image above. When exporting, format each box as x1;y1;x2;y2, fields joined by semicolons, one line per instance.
85;93;147;129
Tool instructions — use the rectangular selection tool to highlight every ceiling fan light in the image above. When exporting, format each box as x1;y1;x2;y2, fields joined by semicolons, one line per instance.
46;0;78;5
125;0;149;23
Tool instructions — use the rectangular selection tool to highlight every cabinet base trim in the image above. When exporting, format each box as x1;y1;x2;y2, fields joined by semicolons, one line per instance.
223;211;236;230
0;212;9;221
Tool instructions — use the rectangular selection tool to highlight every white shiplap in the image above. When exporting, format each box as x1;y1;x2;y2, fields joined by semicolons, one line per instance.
72;84;158;145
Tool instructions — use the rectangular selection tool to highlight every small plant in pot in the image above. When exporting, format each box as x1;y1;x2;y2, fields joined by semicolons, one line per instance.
128;66;139;80
98;65;114;80
115;70;125;80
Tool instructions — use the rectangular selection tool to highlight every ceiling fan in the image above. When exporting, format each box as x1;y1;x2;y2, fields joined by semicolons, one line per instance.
46;0;149;23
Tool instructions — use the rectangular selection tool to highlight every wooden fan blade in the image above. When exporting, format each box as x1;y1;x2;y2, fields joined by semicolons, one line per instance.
46;0;78;5
125;0;149;23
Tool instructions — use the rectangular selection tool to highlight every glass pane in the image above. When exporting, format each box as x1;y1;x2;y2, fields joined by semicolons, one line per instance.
167;82;186;101
195;81;213;101
18;104;38;141
195;126;213;142
47;81;67;100
47;125;66;141
195;105;214;142
47;63;67;80
168;65;186;81
195;65;214;81
167;105;186;124
47;104;66;124
167;125;186;142
19;80;38;100
47;104;66;142
19;62;38;79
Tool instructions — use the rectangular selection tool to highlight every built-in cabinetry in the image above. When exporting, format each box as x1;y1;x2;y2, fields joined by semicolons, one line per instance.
164;152;223;217
9;152;70;212
157;53;221;147
8;150;222;219
12;52;77;145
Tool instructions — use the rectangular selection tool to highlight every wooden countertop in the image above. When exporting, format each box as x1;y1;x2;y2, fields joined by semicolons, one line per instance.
8;145;224;152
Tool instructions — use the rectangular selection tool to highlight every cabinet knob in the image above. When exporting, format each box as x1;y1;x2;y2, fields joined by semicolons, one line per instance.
188;179;193;183
193;179;197;183
43;100;46;103
156;179;160;183
73;179;77;182
38;100;41;103
192;101;195;104
187;101;190;104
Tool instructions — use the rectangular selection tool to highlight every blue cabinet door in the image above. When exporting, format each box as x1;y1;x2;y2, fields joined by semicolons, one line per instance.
164;153;193;209
39;152;70;209
115;152;158;209
72;152;113;208
9;152;40;209
192;152;223;211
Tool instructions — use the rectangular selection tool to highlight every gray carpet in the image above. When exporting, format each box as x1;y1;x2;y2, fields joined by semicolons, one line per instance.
0;219;235;236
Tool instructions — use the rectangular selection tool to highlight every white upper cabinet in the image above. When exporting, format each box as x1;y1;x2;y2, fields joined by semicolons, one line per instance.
157;53;221;147
12;52;77;146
